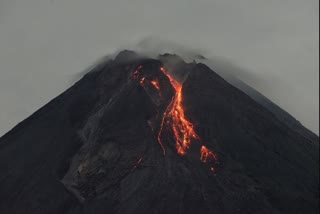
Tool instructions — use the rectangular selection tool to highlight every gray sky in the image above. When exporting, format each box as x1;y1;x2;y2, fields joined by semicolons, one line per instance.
0;0;318;135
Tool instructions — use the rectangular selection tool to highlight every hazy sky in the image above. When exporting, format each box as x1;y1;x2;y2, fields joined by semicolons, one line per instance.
0;0;318;135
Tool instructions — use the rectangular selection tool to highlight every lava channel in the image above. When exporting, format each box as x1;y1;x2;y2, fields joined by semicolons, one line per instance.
158;67;200;156
132;65;218;168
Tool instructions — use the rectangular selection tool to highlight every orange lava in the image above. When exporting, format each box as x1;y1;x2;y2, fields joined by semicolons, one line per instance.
133;65;143;79
200;146;217;163
132;66;166;155
158;67;199;155
132;65;218;170
140;77;145;84
150;80;160;90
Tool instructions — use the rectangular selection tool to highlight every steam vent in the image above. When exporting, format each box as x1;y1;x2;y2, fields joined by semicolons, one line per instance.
0;51;318;214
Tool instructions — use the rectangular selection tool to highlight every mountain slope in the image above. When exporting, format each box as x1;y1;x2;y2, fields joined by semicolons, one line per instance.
0;51;318;214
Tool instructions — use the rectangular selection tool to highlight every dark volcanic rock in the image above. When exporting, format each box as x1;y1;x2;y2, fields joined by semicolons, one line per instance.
0;51;318;214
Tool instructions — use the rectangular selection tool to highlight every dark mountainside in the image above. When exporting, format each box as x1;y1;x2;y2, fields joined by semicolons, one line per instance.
223;76;318;143
0;51;318;214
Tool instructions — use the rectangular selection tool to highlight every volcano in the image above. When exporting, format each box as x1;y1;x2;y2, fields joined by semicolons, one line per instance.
0;51;318;214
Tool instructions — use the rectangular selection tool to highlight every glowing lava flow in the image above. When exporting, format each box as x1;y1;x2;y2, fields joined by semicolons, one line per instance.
200;145;217;163
132;65;217;169
158;67;200;155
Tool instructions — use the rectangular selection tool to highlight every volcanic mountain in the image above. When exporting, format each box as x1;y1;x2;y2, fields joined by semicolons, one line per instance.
0;51;318;214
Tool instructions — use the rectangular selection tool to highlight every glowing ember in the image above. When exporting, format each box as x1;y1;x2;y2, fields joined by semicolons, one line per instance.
133;65;143;79
200;146;216;163
131;157;143;172
140;77;146;84
150;80;160;90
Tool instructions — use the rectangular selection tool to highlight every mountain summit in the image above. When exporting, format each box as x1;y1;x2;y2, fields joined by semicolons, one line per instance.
0;51;318;214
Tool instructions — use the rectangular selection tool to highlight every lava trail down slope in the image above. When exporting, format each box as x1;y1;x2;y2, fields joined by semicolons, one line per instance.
0;51;318;214
133;65;217;170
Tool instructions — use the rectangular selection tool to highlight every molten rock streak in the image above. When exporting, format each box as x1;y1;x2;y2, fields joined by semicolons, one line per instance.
132;65;217;168
200;146;217;163
158;67;199;155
